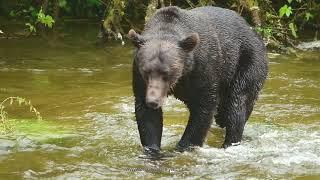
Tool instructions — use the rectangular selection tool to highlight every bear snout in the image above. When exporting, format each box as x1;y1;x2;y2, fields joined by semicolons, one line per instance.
146;100;160;109
146;76;168;109
146;89;162;109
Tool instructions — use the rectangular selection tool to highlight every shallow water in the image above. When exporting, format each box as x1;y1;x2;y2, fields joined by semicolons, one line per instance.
0;23;319;179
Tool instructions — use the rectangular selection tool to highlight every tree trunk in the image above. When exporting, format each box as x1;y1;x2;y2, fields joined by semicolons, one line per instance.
244;0;261;27
52;0;60;40
41;0;49;12
160;0;165;7
99;1;127;43
250;6;261;26
38;0;49;37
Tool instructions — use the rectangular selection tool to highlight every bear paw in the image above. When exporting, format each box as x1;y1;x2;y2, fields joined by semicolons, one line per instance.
222;141;241;149
176;141;197;152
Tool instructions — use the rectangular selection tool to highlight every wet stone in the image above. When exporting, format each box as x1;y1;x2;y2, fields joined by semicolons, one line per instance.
297;41;320;51
0;139;16;151
16;137;37;150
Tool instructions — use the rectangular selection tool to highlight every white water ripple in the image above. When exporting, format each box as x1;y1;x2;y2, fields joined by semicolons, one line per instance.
191;123;320;178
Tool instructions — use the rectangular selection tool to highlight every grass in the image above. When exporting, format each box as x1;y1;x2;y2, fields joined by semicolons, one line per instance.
0;97;42;134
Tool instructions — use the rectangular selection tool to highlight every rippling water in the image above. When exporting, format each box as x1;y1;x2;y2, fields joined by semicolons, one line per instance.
0;24;319;179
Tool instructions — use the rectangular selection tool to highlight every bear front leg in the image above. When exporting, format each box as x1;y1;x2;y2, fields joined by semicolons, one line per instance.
177;102;214;152
135;98;163;155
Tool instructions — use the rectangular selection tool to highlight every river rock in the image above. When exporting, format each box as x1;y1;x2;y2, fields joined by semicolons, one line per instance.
0;139;16;151
296;41;320;51
16;136;37;150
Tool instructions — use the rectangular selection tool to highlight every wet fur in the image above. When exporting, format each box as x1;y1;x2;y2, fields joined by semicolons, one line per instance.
131;6;268;151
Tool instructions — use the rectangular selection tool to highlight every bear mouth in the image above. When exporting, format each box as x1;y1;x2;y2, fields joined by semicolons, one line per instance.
145;74;169;109
146;94;167;109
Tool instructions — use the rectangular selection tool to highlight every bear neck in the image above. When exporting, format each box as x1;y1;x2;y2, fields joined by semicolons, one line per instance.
181;53;195;76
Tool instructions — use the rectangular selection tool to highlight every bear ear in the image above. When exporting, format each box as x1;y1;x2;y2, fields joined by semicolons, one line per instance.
128;29;145;48
178;33;200;52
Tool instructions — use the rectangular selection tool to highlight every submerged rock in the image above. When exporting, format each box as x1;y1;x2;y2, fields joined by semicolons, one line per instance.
16;136;37;151
297;41;320;51
0;139;15;151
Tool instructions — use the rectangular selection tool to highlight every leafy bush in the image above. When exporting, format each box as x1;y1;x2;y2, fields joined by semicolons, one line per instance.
2;0;319;47
256;0;319;47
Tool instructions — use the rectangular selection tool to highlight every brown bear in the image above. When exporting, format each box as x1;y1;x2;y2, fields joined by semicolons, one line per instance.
128;6;268;155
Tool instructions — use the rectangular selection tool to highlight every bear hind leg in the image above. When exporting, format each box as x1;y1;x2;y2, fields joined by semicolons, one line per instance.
221;60;267;148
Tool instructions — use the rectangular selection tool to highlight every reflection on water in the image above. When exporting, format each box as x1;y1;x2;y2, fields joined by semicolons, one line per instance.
0;23;319;179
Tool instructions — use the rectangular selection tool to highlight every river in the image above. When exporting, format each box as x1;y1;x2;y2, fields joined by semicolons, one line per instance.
0;23;319;179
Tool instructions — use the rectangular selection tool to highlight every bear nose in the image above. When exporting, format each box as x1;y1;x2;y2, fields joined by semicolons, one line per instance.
146;101;159;109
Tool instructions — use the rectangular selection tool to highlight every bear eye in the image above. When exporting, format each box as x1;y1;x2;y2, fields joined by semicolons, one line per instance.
161;73;169;81
142;70;151;79
162;76;168;81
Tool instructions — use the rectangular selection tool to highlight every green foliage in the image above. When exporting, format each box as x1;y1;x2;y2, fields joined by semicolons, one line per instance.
37;8;55;28
276;0;319;39
253;0;320;48
0;97;42;134
58;0;68;8
22;8;55;33
1;0;319;46
256;26;273;39
87;0;102;6
102;0;127;38
279;4;292;17
25;23;36;33
305;12;313;21
289;22;297;38
6;2;56;34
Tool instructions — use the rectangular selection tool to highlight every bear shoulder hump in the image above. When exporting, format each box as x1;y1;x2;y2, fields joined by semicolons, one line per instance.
155;6;181;19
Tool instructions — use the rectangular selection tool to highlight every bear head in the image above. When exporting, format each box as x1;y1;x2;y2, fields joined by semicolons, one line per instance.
128;29;199;109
